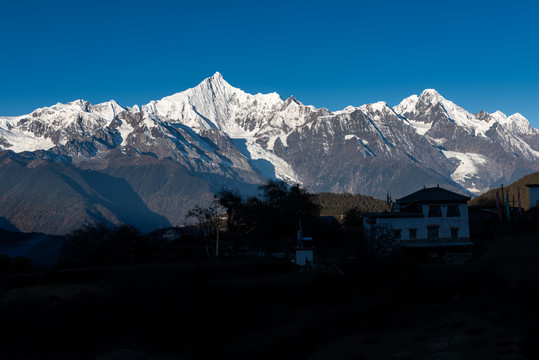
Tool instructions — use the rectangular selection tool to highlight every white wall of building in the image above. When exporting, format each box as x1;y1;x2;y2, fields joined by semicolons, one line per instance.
367;203;470;244
296;249;314;266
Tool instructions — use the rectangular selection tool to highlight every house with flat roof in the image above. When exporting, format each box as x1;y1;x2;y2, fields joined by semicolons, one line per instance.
364;186;472;254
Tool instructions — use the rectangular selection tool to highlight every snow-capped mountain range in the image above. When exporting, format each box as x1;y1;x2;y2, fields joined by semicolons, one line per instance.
0;72;538;233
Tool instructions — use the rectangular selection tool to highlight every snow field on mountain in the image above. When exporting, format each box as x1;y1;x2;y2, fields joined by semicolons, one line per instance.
443;151;489;193
243;138;301;184
407;120;432;135
116;120;134;146
0;123;55;152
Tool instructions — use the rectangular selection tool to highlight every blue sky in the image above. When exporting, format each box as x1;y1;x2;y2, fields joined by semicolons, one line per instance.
1;0;538;127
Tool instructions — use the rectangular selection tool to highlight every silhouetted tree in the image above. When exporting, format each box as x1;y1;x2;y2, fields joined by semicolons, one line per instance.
363;224;398;257
185;202;222;258
251;180;320;251
60;224;149;265
343;207;363;228
0;254;38;276
259;180;290;207
60;224;109;265
216;189;244;236
214;180;320;252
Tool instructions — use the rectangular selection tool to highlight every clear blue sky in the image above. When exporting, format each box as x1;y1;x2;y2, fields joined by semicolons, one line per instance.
1;0;538;128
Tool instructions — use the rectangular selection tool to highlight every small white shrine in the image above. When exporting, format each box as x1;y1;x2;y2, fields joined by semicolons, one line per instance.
295;222;314;266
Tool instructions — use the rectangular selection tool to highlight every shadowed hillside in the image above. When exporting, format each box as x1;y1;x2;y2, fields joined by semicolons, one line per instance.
0;229;64;266
0;151;260;235
469;171;539;210
82;155;260;228
0;151;171;234
313;192;390;220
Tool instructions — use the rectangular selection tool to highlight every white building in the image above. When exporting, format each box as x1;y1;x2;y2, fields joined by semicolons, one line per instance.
364;186;472;248
526;184;539;208
295;228;314;266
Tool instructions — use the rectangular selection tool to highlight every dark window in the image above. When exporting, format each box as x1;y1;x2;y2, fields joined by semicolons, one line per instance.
393;229;402;239
427;226;439;240
409;228;417;239
428;205;442;217
447;205;460;217
401;203;421;213
451;228;459;240
366;217;376;225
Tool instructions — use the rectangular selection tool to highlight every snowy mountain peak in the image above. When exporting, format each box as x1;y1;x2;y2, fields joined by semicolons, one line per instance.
92;100;126;119
284;95;303;107
492;110;507;119
418;89;445;103
199;71;235;90
107;99;122;108
393;94;419;115
62;99;91;112
360;101;390;113
0;74;537;202
67;99;87;106
35;99;125;122
506;113;534;134
509;113;527;122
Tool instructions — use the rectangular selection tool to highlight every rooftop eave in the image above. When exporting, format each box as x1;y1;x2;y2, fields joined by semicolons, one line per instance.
397;199;470;205
365;212;424;218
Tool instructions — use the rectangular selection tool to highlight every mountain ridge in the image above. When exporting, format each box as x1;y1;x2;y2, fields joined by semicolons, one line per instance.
1;74;537;194
0;73;538;234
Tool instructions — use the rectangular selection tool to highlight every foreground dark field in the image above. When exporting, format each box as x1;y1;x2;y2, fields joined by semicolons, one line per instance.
1;230;539;360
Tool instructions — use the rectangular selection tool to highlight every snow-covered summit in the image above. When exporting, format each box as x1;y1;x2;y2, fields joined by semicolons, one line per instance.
361;101;390;110
30;99;125;122
392;89;537;138
504;113;534;135
393;94;419;116
0;74;537;197
418;89;444;102
142;72;285;133
0;98;129;153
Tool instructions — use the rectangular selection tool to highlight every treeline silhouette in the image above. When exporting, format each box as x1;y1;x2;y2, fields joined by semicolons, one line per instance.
55;180;405;266
313;192;391;218
214;180;321;252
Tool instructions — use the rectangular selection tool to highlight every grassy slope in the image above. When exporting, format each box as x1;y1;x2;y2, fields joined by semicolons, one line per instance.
469;171;539;210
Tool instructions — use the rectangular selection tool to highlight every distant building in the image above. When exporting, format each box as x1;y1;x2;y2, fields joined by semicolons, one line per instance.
526;184;539;208
295;227;314;266
364;186;472;257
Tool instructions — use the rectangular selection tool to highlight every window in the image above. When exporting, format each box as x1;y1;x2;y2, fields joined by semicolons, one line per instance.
366;217;376;225
451;228;459;240
393;229;402;240
427;226;439;240
428;205;442;217
409;228;417;239
447;205;460;217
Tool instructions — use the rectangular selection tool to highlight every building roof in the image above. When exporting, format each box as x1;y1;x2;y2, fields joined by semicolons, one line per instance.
364;212;423;218
396;186;471;204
